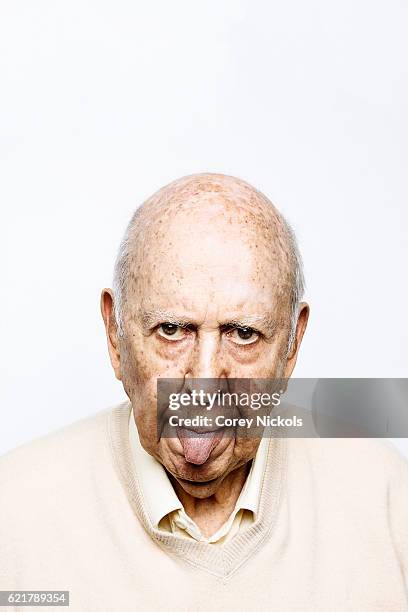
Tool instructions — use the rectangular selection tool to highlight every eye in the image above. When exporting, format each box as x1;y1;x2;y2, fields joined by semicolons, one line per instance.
227;326;260;345
157;323;187;341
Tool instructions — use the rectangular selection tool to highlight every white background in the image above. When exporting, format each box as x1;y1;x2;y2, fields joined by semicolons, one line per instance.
1;1;407;456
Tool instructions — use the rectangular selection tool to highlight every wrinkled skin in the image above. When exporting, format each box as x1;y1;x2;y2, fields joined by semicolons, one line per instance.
101;173;309;535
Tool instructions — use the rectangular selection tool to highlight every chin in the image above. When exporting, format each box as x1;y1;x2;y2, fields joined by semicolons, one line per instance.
159;437;236;483
175;477;222;499
166;454;231;483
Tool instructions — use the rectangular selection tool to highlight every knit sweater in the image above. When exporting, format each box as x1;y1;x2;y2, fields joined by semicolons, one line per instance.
1;400;408;611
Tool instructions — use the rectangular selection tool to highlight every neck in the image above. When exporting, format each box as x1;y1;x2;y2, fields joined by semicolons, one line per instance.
170;462;251;538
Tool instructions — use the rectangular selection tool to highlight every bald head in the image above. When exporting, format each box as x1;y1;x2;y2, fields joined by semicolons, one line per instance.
113;173;304;351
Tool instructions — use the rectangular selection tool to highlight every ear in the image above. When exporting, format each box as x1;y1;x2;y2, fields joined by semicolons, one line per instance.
100;289;122;380
283;302;310;378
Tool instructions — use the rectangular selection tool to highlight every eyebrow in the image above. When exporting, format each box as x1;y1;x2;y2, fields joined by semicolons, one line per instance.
141;310;196;329
224;316;277;334
140;310;277;335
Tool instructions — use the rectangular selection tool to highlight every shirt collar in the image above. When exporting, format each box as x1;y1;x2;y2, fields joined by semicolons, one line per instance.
128;408;268;528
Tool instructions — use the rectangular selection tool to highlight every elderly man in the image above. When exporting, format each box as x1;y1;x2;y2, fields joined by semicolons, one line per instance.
1;173;408;611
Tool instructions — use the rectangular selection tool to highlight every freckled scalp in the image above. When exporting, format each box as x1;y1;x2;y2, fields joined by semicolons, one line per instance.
113;173;305;350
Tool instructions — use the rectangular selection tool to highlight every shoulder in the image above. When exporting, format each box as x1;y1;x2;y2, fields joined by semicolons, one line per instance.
322;436;406;469
1;407;107;480
288;437;408;515
0;402;130;517
296;436;408;481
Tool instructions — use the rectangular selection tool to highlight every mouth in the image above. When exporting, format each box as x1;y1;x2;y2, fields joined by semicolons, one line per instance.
177;427;224;466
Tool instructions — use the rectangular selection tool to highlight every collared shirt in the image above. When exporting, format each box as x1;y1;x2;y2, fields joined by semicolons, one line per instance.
128;410;269;544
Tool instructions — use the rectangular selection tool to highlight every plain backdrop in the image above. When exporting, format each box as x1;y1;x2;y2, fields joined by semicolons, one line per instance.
1;1;407;456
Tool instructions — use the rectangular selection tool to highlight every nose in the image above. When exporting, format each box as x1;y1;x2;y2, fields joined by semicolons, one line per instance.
185;330;228;380
182;331;232;414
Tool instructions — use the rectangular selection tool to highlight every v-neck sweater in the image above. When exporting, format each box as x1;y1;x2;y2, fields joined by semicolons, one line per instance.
1;400;408;611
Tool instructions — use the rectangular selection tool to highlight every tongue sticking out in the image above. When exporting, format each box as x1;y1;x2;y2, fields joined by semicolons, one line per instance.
178;429;222;465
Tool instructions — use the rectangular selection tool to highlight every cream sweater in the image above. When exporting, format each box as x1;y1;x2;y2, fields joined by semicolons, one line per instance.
1;401;408;611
